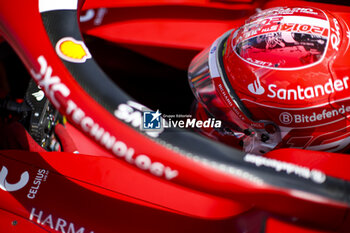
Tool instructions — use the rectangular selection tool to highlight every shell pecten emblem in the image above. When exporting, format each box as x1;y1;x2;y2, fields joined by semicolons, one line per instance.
55;37;92;63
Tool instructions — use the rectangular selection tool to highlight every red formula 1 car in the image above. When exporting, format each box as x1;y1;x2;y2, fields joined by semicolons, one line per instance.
0;0;349;232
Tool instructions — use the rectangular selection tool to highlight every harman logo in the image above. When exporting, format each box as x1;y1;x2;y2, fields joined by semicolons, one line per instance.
0;166;29;192
142;110;162;130
248;77;265;95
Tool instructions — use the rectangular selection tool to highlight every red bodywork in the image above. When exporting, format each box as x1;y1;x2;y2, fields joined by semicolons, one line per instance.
0;0;349;233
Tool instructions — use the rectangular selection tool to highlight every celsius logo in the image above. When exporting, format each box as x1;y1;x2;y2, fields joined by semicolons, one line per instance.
248;77;265;95
0;166;29;192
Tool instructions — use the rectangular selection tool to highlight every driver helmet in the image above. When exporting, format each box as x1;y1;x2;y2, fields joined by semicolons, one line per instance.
188;6;350;154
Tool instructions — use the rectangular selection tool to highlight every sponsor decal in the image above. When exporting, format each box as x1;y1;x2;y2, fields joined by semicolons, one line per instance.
30;208;94;233
27;169;49;199
279;104;350;125
279;112;293;125
251;7;327;25
66;100;178;180
208;34;223;78
278;23;327;35
246;58;273;68
0;164;48;197
79;8;107;26
244;153;326;183
190;154;264;186
235;7;329;70
79;9;95;22
331;18;341;51
94;8;107;26
31;56;177;181
255;7;321;17
56;37;92;63
210;45;217;54
217;82;234;108
250;77;349;101
242;19;328;41
0;166;29;192
30;56;70;108
248;77;265;95
32;90;45;101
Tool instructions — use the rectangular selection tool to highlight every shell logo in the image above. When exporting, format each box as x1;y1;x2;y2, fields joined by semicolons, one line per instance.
55;37;92;63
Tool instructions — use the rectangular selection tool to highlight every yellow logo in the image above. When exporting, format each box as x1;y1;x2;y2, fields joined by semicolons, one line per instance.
56;37;92;63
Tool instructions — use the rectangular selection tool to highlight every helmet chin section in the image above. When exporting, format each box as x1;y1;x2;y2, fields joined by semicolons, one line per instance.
243;124;282;155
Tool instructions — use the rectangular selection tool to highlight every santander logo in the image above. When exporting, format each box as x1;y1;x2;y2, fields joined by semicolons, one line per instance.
248;77;265;95
248;77;350;100
0;166;29;192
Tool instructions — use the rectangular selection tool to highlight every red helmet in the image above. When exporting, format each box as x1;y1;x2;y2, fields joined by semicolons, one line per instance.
189;6;350;154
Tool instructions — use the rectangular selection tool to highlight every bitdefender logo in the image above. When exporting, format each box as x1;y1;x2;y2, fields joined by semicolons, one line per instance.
279;105;350;125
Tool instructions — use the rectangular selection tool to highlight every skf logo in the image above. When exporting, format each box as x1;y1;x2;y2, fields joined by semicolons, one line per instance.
0;166;29;192
55;37;92;63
